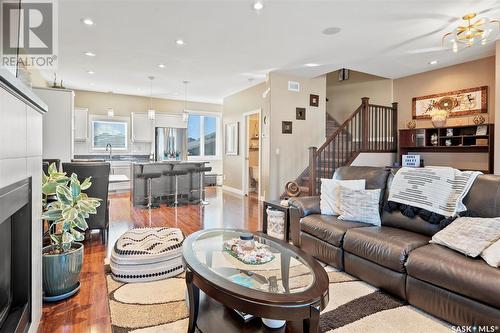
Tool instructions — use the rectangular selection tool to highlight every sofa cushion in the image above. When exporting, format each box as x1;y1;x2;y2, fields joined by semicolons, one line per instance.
406;244;500;309
343;226;429;272
300;214;370;247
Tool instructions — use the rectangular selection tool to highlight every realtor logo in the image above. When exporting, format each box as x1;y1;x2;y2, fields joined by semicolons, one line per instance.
1;0;58;69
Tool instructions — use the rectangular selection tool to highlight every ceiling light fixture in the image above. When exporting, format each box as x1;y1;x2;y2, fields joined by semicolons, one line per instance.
158;64;166;68
253;1;264;11
147;76;156;120
89;82;95;86
84;51;96;57
176;39;185;46
87;70;95;74
322;27;341;35
81;18;94;26
107;108;114;118
443;13;499;52
304;63;320;67
429;60;438;65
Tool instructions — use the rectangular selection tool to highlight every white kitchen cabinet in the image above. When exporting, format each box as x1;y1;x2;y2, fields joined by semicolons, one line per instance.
74;107;88;141
131;112;153;142
109;161;131;191
155;112;188;128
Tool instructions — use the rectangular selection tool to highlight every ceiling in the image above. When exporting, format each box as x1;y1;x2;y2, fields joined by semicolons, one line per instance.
43;0;500;104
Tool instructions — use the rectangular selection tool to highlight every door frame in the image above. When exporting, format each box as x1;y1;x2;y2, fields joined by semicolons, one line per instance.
241;109;262;199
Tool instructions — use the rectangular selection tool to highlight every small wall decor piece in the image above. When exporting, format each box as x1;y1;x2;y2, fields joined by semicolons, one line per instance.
296;107;306;120
473;114;485;125
282;121;293;134
309;94;319;107
412;86;487;119
225;122;239;155
406;120;416;129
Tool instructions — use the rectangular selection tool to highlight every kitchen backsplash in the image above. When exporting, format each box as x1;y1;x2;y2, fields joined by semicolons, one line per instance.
73;141;152;156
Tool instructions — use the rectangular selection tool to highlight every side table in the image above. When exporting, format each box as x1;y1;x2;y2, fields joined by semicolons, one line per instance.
262;200;290;242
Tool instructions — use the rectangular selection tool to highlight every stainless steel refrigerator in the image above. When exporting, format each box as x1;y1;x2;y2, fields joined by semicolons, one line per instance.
155;127;187;161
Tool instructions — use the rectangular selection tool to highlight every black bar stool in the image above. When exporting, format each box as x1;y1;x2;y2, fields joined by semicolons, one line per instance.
188;166;212;205
163;168;188;207
138;168;162;209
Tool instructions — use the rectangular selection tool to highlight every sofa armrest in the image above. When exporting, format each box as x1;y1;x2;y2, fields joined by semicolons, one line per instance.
288;196;320;246
289;196;321;217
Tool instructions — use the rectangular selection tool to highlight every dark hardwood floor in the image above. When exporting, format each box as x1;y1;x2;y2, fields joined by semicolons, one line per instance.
39;187;262;333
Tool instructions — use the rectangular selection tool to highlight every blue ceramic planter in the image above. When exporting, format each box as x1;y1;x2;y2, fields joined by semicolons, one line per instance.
42;242;84;298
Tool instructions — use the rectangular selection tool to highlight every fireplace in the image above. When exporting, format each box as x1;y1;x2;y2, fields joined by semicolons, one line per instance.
0;178;32;333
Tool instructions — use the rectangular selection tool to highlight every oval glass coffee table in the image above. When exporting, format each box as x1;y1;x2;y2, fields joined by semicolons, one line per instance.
182;229;329;333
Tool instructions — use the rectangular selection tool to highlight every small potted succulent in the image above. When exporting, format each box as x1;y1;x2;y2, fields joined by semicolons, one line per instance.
41;163;101;300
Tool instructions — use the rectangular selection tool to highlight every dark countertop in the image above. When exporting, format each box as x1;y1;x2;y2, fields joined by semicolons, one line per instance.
73;154;150;162
133;161;208;166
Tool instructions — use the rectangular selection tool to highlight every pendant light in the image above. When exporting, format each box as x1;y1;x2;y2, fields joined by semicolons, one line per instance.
182;80;189;121
147;76;155;120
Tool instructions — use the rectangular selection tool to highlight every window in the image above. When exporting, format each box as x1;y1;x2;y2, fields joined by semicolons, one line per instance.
91;120;127;150
187;113;220;158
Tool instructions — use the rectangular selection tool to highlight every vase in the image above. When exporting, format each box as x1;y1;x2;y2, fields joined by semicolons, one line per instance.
42;242;84;298
431;115;447;128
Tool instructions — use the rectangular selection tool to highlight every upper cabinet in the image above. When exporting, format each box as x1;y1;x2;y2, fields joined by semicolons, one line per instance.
131;112;153;142
74;107;88;142
155;113;188;129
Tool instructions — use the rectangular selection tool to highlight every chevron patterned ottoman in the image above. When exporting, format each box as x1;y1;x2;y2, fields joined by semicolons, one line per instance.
110;227;185;283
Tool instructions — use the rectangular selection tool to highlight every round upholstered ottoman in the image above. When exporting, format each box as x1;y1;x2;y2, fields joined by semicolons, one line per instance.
110;227;185;283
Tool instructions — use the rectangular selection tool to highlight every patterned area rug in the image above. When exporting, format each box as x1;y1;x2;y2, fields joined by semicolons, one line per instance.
105;264;451;333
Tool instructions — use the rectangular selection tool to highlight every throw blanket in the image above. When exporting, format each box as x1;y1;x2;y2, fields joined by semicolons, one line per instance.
388;167;481;217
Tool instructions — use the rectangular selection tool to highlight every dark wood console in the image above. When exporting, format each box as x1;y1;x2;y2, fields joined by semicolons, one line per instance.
398;124;494;173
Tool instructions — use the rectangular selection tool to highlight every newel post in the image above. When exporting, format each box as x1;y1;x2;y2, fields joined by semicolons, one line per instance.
392;102;398;150
361;97;369;150
309;146;317;196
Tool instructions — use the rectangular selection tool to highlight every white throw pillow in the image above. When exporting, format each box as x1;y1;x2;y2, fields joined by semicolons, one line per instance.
338;186;381;225
481;239;500;268
431;217;500;257
320;179;365;216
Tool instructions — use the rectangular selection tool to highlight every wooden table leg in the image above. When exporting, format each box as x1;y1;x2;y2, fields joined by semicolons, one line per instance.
303;305;320;333
186;269;199;333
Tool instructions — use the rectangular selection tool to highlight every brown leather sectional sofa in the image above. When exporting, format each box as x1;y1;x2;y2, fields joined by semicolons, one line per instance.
289;166;500;327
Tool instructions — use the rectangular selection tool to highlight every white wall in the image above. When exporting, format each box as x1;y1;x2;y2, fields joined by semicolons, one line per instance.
0;86;43;332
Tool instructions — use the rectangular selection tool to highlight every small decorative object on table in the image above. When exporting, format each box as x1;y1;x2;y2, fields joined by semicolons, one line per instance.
431;133;438;146
223;236;275;265
263;200;290;241
285;181;301;197
445;139;452;147
446;128;454;137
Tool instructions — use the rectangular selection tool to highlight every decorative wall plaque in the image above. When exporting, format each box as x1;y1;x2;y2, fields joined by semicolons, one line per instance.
296;107;306;120
309;94;319;107
282;121;292;134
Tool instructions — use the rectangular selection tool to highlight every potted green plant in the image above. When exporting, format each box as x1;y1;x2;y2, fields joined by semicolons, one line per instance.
41;163;101;301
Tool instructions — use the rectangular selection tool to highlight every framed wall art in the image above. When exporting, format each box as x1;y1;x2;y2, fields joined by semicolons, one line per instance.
282;121;293;134
309;94;319;107
412;86;488;119
296;107;306;120
225;122;239;155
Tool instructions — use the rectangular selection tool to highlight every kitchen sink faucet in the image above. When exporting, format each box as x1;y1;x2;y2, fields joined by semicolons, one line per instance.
106;144;112;160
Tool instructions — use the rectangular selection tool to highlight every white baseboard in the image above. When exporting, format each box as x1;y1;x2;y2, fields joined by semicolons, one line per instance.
222;185;244;196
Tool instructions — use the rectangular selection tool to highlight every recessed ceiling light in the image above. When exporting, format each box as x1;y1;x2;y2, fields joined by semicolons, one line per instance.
176;39;185;46
89;83;95;86
84;51;96;57
304;63;320;67
253;1;264;10
322;27;341;35
158;64;166;68
81;18;94;26
429;60;438;65
87;70;95;74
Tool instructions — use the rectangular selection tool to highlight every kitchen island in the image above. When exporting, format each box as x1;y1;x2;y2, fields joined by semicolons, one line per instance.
131;161;209;207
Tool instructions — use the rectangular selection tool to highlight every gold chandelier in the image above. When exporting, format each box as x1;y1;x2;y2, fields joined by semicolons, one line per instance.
443;13;499;52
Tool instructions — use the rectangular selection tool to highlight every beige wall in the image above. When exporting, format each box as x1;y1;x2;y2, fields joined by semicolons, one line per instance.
326;70;393;122
394;56;495;129
222;82;270;195
496;41;500;174
268;72;326;199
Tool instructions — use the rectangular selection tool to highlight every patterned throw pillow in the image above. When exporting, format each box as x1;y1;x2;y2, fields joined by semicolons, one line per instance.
338;186;381;225
431;217;500;257
320;179;366;216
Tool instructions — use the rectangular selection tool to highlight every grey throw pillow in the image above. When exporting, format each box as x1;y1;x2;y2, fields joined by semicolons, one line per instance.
431;217;500;257
338;186;381;225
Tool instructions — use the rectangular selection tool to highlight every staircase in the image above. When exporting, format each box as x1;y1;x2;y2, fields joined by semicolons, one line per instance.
287;97;398;197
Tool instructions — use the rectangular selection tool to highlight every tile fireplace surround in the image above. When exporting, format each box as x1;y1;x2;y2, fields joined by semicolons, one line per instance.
0;72;47;332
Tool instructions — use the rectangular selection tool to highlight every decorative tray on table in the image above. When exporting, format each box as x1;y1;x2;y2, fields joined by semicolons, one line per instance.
223;238;275;265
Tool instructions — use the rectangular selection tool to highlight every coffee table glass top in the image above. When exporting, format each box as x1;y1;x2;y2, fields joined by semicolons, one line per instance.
189;229;314;294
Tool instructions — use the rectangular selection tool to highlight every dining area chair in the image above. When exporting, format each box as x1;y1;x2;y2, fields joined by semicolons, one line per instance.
62;162;111;244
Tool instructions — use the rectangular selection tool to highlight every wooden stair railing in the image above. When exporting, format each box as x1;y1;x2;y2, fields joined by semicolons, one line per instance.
308;97;398;195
